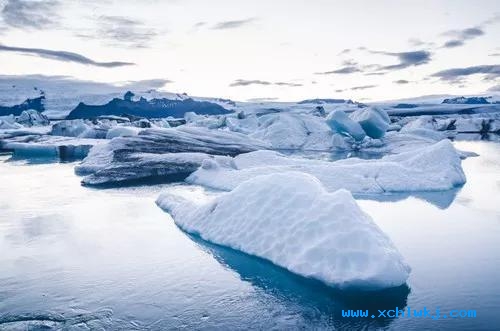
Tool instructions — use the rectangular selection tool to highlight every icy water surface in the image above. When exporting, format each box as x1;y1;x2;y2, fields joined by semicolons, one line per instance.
0;142;499;330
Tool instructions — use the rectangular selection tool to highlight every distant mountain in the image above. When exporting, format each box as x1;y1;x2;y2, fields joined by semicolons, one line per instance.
0;96;45;116
66;92;232;119
442;96;490;104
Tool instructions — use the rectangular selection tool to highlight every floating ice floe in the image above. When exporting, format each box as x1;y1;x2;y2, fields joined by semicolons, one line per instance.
157;171;411;289
2;136;104;159
187;139;466;193
75;126;269;185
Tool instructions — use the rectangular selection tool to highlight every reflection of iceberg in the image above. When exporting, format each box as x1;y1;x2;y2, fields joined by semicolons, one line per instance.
356;188;461;210
187;233;410;329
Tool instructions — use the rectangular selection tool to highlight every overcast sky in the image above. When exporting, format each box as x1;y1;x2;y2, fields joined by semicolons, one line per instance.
1;0;500;101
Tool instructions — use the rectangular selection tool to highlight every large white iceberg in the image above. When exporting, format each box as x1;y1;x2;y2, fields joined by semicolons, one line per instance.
249;113;342;150
187;139;466;193
157;171;411;289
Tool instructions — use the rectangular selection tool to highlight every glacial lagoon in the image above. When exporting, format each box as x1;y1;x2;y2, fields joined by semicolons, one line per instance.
0;141;499;330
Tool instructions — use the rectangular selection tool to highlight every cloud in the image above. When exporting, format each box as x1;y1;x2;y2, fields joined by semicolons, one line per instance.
212;18;255;30
443;40;465;48
1;0;60;29
432;64;500;81
122;78;172;90
230;79;302;87
0;44;134;67
274;81;303;87
394;79;410;84
408;38;435;48
487;85;500;92
441;26;484;48
350;84;377;91
230;79;271;87
371;50;432;70
77;15;158;48
315;66;361;75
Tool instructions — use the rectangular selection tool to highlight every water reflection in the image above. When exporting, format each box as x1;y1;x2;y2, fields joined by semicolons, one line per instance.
187;233;410;330
356;188;461;210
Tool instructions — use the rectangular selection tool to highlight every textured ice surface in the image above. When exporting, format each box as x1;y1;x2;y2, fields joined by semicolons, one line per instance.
75;126;269;185
248;113;341;150
326;110;366;141
187;139;466;193
157;171;411;289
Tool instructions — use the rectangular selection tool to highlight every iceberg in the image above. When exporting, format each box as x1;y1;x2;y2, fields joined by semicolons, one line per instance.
157;171;411;289
250;113;343;150
187;139;466;193
2;136;103;160
326;109;366;141
15;110;50;127
350;107;390;139
75;126;269;185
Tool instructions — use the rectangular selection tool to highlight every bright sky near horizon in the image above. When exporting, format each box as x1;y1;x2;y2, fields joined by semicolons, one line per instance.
1;0;500;102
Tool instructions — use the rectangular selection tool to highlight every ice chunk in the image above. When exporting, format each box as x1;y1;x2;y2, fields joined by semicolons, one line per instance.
350;107;389;139
75;126;269;185
3;136;103;159
105;126;141;139
157;172;411;289
50;119;92;137
15;110;50;127
326;109;366;141
0;115;22;129
250;113;341;150
187;139;466;193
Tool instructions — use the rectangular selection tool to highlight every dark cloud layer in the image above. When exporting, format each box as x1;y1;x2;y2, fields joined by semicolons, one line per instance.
1;0;60;29
350;84;377;91
0;44;134;67
432;64;500;81
372;50;432;70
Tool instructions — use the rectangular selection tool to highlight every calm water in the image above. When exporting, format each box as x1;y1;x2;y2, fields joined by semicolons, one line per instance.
0;141;499;330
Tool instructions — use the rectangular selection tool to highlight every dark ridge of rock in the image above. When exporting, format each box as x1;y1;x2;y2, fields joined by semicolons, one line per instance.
66;92;232;119
298;98;354;105
442;97;490;104
0;96;45;116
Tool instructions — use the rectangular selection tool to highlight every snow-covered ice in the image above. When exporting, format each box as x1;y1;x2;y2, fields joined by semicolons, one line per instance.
105;126;141;139
157;171;411;289
187;139;466;193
